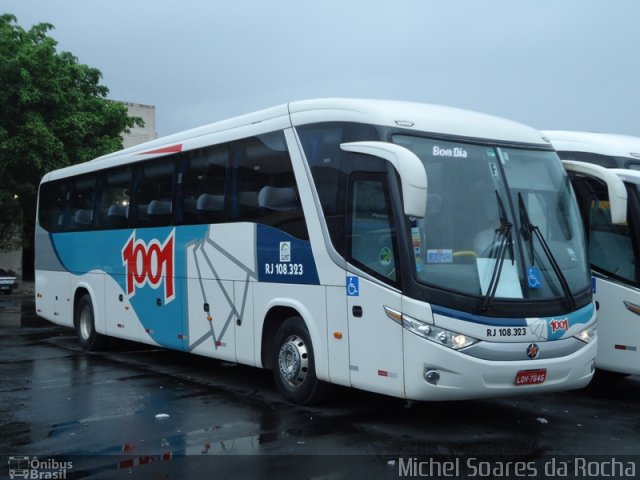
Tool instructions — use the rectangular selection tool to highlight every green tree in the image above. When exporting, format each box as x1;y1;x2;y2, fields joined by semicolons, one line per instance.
0;14;143;277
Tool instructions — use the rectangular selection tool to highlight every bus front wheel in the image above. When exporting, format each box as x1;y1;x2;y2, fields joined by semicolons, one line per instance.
75;293;108;351
272;317;328;405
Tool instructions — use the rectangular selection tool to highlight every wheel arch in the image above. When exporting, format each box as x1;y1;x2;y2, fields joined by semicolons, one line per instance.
261;305;303;370
259;297;326;378
72;281;103;334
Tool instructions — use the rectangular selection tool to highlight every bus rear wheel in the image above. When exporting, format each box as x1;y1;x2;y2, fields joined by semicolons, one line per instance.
272;317;329;405
75;293;108;351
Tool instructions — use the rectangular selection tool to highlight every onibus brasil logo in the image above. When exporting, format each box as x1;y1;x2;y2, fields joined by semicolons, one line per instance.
8;456;73;479
122;229;175;304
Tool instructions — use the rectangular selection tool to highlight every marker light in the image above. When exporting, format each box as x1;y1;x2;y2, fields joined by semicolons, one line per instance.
574;324;597;344
402;315;478;350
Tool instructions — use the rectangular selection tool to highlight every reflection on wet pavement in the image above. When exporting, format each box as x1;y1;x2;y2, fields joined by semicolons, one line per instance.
2;297;640;478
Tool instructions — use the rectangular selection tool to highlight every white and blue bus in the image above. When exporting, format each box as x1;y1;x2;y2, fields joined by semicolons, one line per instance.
36;99;604;404
544;130;640;377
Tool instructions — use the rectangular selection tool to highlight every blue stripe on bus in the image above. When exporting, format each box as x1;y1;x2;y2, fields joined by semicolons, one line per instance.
256;224;320;285
432;305;528;326
49;223;319;350
52;225;209;351
432;302;594;334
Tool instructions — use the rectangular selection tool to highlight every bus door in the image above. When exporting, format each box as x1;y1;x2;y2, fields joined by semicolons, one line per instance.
345;172;405;397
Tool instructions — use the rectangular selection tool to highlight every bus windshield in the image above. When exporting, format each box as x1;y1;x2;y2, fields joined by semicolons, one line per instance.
393;135;590;304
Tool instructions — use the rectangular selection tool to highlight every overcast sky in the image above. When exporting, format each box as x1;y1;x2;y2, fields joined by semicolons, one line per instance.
4;0;640;138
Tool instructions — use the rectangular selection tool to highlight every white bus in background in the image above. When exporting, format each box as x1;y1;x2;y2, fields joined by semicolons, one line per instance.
35;99;615;405
544;130;640;377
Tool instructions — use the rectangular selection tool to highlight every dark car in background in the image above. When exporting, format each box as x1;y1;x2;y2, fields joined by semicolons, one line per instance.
0;269;18;295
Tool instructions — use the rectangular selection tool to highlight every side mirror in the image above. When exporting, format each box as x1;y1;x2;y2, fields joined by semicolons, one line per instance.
563;160;628;224
340;141;428;218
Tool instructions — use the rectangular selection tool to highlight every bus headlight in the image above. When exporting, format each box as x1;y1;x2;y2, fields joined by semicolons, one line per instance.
403;315;478;350
574;324;597;344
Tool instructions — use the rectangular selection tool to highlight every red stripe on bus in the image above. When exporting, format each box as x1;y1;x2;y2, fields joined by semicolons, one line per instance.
139;144;183;155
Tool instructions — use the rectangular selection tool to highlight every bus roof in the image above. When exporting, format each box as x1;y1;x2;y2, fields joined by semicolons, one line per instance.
287;98;548;146
44;98;550;182
542;130;640;159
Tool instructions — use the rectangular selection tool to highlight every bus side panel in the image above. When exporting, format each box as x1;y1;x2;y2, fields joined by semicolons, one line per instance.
104;273;140;342
326;285;350;386
34;225;72;325
35;270;71;327
347;277;404;398
184;223;256;363
46;227;209;351
594;277;640;375
253;283;328;381
235;280;255;366
185;277;237;362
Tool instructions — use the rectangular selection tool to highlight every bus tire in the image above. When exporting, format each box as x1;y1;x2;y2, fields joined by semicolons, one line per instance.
75;293;108;351
272;317;329;405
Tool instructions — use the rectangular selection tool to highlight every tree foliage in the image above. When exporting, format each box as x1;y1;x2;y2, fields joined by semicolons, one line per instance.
0;14;143;255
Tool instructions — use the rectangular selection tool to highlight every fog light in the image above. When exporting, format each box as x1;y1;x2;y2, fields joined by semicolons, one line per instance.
424;368;440;385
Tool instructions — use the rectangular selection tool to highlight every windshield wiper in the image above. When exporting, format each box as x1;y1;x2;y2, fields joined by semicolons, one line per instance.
480;191;513;312
517;192;577;309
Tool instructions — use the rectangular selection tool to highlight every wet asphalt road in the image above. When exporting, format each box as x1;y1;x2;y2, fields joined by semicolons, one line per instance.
1;296;639;479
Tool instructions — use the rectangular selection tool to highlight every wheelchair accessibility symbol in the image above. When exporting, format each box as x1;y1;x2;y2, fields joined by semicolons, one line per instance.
347;276;359;296
527;266;542;289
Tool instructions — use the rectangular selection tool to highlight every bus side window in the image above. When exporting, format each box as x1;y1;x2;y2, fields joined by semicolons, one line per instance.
181;145;228;225
588;196;637;283
69;175;97;231
38;180;68;232
96;167;132;230
573;174;639;284
131;159;175;228
347;174;398;284
297;122;381;255
230;132;308;240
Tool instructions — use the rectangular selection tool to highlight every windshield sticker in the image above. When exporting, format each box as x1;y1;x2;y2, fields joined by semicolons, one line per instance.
488;162;499;178
486;149;496;158
432;145;468;158
412;228;424;271
411;227;421;248
567;247;578;262
379;247;392;266
415;250;423;272
427;249;453;263
527;266;542;289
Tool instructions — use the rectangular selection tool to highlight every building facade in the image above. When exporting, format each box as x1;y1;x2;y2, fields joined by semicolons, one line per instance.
119;101;158;149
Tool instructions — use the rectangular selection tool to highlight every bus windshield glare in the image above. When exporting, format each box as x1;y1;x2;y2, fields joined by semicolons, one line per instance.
393;135;590;304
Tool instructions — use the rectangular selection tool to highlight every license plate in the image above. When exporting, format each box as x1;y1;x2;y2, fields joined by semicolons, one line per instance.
0;285;9;290
515;369;547;385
